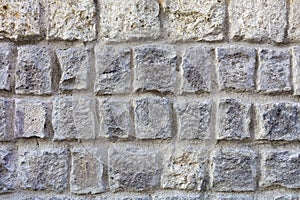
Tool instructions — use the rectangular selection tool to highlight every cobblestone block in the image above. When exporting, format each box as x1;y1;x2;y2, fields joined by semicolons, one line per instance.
229;0;287;43
217;47;256;92
162;0;225;41
52;97;96;140
258;49;291;93
47;0;96;41
292;47;300;95
260;150;300;189
0;147;16;193
99;0;160;41
15;45;54;95
0;98;13;141
95;46;131;95
134;96;172;139
289;0;300;42
134;45;178;93
0;43;16;91
217;99;251;140
212;148;257;191
175;100;210;140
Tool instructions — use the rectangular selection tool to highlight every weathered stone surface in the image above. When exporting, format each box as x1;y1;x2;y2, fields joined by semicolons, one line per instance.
212;195;254;200
182;47;213;93
99;0;160;41
256;103;300;141
229;0;287;43
217;99;251;140
108;145;161;192
95;46;131;95
18;148;69;192
161;147;207;191
97;195;151;200
56;47;90;91
98;98;132;139
14;99;50;139
212;148;257;191
0;0;40;40
15;45;53;95
0;43;16;91
52;97;96;140
71;148;105;194
217;47;256;92
47;0;96;41
162;0;225;41
274;194;299;200
257;49;291;93
175;100;210;140
0;147;16;193
153;193;203;200
134;96;172;139
289;0;300;42
260;150;300;189
0;98;13;141
134;45;178;93
292;47;300;95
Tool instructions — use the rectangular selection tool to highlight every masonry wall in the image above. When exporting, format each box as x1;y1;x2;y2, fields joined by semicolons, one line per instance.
0;0;299;199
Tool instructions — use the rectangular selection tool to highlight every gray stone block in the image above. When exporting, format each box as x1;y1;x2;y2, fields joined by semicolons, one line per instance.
95;46;131;95
0;43;16;91
134;96;172;139
0;98;13;141
97;195;151;200
292;47;300;95
212;195;254;200
217;47;256;92
15;45;54;95
175;100;210;140
217;99;251;140
260;150;300;189
274;194;299;200
289;0;300;42
108;145;161;192
257;48;291;93
212;148;257;191
0;147;16;193
182;47;213;93
134;45;178;93
153;194;203;200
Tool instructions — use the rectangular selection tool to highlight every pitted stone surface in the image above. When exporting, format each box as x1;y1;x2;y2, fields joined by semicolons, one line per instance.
289;0;300;42
0;98;13;141
162;0;225;41
0;147;16;194
0;43;16;91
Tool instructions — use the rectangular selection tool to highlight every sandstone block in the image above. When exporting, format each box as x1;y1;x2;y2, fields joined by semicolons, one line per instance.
47;0;96;41
217;47;256;92
292;47;300;95
162;0;225;41
0;147;16;193
216;99;251;140
289;0;300;42
52;97;96;140
260;150;300;189
0;98;13;141
134;45;177;93
95;46;131;95
99;0;160;41
0;43;16;91
134;96;172;139
258;49;291;93
15;46;53;95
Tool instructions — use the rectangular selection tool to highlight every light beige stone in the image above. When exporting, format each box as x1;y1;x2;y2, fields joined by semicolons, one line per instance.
289;0;300;42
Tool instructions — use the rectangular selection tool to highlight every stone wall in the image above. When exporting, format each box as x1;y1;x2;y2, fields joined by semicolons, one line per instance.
0;0;299;199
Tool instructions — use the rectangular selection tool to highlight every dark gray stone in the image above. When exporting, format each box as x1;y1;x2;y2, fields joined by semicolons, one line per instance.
0;147;16;193
0;43;16;91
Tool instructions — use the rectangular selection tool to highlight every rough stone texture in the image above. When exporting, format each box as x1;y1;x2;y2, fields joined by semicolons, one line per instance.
289;0;300;42
95;46;131;95
0;43;16;91
216;99;251;140
0;0;40;40
108;145;161;192
212;148;257;191
134;45;178;93
0;98;13;141
153;193;203;200
256;103;300;141
134;96;172;139
257;49;291;93
56;47;90;91
181;47;213;93
162;0;225;41
212;195;254;200
229;0;287;43
99;0;160;41
52;97;96;140
174;100;210;140
260;150;300;189
15;45;53;95
217;47;256;92
0;147;16;193
14;99;50;139
98;98;132;139
18;148;69;192
292;47;300;95
161;147;207;191
97;195;151;200
274;195;299;200
71;148;105;194
47;0;96;41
